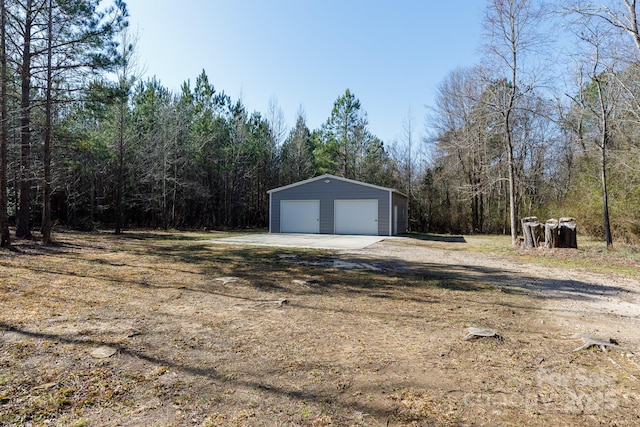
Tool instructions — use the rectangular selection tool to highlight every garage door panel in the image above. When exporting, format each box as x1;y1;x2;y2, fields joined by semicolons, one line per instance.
334;200;378;235
281;200;319;233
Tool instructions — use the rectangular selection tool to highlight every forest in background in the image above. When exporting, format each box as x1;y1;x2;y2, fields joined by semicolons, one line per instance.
1;0;640;247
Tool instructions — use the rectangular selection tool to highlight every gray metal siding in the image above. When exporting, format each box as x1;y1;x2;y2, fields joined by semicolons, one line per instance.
392;192;409;234
270;177;390;235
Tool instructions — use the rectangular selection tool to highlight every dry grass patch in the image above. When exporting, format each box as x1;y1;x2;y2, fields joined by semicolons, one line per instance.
406;232;640;277
1;231;639;426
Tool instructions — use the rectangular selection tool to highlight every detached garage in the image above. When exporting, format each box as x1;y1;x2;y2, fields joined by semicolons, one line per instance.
267;174;408;236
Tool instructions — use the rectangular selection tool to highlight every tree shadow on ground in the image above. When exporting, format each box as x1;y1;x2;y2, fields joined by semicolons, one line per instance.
142;240;635;306
3;232;639;425
402;232;467;243
5;233;636;311
0;322;403;422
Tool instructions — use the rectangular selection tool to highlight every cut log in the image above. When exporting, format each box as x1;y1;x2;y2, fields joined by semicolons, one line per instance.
544;218;577;248
559;217;577;249
521;217;542;249
544;218;559;248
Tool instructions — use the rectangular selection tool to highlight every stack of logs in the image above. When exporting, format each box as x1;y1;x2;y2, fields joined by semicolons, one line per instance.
521;217;577;249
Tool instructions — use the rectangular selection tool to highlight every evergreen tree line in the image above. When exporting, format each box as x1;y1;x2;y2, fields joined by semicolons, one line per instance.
70;76;402;232
1;0;640;247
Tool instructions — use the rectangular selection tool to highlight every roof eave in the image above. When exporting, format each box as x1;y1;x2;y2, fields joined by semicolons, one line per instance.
267;173;407;197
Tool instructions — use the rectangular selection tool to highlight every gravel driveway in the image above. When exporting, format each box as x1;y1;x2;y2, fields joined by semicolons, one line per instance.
347;238;640;351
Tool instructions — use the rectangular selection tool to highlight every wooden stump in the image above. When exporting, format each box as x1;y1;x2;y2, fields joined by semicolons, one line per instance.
559;217;577;249
544;218;559;248
521;216;542;249
544;217;577;249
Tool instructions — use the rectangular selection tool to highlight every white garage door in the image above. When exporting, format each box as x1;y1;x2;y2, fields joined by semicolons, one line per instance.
334;200;378;235
281;200;320;233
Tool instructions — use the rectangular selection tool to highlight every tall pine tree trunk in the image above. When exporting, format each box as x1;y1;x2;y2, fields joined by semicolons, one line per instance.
42;0;53;244
0;0;9;247
115;99;125;234
16;0;33;239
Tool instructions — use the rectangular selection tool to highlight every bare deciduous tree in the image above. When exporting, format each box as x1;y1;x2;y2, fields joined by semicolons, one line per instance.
568;17;619;248
483;0;547;245
430;66;496;233
568;0;640;54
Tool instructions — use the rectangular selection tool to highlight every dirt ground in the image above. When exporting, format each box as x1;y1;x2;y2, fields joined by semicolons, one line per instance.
1;232;639;426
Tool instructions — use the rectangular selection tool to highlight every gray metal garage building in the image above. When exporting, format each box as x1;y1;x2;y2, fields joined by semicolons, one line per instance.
267;174;408;236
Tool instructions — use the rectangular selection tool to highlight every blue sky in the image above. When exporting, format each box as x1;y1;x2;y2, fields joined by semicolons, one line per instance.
124;1;485;144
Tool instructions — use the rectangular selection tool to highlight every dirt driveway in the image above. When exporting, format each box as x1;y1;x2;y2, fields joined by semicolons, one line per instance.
349;238;640;349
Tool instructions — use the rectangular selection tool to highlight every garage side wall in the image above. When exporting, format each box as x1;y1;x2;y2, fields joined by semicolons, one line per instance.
270;178;390;235
392;192;409;234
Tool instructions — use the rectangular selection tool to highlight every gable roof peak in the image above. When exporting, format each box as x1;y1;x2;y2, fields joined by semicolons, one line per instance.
267;174;406;197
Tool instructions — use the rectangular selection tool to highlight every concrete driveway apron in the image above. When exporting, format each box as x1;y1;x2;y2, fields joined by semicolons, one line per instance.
207;233;386;250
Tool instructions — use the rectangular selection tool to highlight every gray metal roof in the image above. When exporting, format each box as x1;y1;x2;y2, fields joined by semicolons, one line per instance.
267;174;407;197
